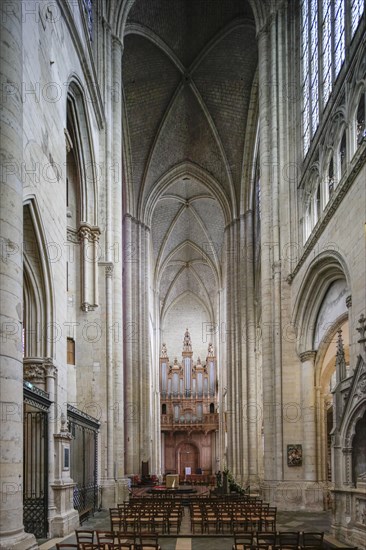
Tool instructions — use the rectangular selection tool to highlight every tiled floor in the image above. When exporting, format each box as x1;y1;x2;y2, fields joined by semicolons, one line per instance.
40;507;336;550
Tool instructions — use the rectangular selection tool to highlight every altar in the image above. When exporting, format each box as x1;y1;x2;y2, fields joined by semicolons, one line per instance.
166;474;179;488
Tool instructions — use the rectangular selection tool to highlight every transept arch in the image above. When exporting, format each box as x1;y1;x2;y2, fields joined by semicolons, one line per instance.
292;250;351;356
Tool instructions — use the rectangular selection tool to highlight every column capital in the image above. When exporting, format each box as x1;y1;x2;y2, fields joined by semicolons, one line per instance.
99;261;114;278
112;34;124;53
44;358;58;378
300;350;317;363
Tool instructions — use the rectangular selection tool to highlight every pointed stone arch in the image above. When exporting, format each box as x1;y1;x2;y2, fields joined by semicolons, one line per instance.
23;196;55;359
66;77;99;227
292;251;351;356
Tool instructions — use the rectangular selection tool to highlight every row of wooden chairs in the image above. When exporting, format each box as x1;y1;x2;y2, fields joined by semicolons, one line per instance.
233;531;324;550
56;530;160;550
110;502;184;534
189;501;276;534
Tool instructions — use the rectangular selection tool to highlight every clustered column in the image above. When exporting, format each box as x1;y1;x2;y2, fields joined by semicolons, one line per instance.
0;1;37;548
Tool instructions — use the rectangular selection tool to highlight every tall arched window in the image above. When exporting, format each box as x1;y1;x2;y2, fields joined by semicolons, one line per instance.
339;130;347;176
301;0;364;156
315;183;321;222
328;156;335;197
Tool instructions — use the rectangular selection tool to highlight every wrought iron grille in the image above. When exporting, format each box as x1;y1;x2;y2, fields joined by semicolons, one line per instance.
23;408;48;539
68;405;100;517
73;483;100;514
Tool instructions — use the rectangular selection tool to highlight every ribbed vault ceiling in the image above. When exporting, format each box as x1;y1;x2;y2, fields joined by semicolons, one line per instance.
122;0;258;326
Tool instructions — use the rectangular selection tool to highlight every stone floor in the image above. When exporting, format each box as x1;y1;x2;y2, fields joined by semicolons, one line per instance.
40;507;338;550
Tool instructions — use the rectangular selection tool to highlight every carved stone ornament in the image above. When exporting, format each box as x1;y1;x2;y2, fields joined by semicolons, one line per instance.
355;498;366;525
105;264;114;278
44;359;58;378
358;373;366;394
24;363;45;382
357;314;366;350
64;128;73;152
67;228;79;243
208;342;214;357
183;328;192;352
161;343;168;358
299;350;316;363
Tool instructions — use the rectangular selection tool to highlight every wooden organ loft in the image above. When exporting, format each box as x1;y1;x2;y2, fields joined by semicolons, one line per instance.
160;329;219;478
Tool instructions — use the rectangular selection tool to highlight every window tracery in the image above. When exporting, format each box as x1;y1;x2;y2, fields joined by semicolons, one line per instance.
301;0;364;156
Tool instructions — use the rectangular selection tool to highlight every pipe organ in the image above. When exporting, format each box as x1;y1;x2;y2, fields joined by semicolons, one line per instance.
160;329;219;476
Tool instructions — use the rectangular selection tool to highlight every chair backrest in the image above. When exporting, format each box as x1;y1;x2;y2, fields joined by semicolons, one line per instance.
302;532;324;548
257;532;277;549
96;530;115;548
138;531;159;547
117;531;137;546
278;532;300;548
234;532;255;545
76;529;95;544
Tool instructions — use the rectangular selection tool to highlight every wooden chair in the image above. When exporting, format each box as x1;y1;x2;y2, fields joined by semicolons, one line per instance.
232;532;255;550
117;532;136;550
278;532;300;550
204;506;219;534
110;508;123;534
96;530;116;549
75;529;96;549
219;505;233;533
256;531;277;550
137;532;161;550
301;532;324;550
261;507;277;532
167;507;182;534
190;506;205;534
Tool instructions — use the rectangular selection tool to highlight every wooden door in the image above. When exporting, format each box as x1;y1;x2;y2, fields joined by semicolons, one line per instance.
178;443;198;477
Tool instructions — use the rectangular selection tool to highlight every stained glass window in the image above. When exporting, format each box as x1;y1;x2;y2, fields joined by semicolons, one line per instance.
83;0;93;40
301;0;311;155
334;0;345;77
301;0;351;156
351;0;364;36
322;0;332;106
310;0;319;135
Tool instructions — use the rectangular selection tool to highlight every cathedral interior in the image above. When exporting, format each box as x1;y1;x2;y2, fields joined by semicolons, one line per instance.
0;0;365;549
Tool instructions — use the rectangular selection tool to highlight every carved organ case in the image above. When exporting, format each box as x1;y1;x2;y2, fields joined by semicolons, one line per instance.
160;330;219;476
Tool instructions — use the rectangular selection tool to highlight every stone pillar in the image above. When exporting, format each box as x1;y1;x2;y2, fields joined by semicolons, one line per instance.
105;263;114;479
123;216;153;475
257;18;277;484
123;214;135;474
0;1;37;548
300;351;317;481
243;210;260;487
111;34;125;480
100;22;117;507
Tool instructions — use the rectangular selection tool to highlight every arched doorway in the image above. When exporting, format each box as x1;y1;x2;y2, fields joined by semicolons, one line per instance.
177;442;199;477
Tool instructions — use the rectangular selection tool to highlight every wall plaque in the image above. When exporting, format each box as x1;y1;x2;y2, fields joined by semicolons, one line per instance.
287;444;302;466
